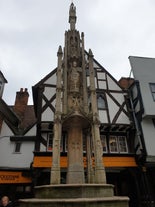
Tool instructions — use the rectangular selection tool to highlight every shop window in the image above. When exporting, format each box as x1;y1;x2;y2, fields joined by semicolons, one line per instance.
149;83;155;101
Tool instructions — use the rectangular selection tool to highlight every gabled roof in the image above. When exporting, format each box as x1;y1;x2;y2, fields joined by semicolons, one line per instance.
0;98;36;135
0;71;8;83
0;98;20;134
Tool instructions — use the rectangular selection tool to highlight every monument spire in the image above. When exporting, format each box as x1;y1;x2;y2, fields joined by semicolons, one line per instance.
69;2;76;30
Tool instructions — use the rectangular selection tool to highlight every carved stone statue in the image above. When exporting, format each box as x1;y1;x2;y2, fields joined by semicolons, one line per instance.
69;61;81;92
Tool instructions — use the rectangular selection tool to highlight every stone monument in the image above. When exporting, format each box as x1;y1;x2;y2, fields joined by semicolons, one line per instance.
19;3;129;207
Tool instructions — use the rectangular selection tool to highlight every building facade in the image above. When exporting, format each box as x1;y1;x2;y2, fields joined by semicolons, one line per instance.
0;85;36;200
128;56;155;206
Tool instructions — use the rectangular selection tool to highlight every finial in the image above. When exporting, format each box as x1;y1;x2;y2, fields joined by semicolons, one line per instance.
89;49;94;57
69;2;76;30
57;46;63;56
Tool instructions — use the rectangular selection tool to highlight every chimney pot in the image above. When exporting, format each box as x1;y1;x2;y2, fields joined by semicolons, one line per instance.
14;88;29;118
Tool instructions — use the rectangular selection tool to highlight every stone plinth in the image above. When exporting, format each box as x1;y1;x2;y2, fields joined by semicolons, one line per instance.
19;184;129;207
35;184;114;198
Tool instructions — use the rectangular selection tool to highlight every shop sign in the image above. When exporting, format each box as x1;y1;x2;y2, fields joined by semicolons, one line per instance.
0;171;32;184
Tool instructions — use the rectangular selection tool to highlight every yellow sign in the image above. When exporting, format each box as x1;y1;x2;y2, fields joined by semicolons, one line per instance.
0;171;32;184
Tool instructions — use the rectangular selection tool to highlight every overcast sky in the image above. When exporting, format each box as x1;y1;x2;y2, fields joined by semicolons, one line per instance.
0;0;155;105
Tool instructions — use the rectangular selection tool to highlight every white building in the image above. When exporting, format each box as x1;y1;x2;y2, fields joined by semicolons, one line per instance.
129;56;155;205
0;82;36;200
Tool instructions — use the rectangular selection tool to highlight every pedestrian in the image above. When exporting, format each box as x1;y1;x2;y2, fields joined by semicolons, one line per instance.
0;196;12;207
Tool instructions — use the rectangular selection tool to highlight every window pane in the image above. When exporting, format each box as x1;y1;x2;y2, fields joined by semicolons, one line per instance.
101;135;107;152
65;135;68;152
150;83;155;92
109;136;118;153
152;93;155;101
15;142;21;153
83;135;86;152
47;133;53;151
118;136;128;153
149;83;155;101
47;133;63;152
97;95;105;109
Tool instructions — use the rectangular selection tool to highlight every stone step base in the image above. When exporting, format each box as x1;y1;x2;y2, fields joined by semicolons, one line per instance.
19;197;129;207
35;184;114;199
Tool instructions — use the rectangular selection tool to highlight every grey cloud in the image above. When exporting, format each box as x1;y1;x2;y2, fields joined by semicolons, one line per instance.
0;0;155;104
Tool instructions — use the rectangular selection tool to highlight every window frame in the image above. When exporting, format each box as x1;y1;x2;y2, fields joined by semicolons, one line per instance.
14;142;22;153
47;133;53;151
149;83;155;101
117;136;128;153
109;136;119;153
100;135;107;153
109;135;128;153
97;95;106;110
47;133;63;152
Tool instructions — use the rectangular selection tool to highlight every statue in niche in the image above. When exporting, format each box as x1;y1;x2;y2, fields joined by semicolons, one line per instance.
72;95;81;107
70;37;78;57
69;61;81;93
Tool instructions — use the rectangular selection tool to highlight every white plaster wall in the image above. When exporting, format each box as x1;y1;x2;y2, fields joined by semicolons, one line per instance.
42;107;54;121
0;121;13;137
99;110;108;123
106;94;119;122
97;71;106;80
45;74;56;85
40;143;46;151
0;121;35;169
25;125;36;136
44;87;56;100
132;85;141;113
132;85;138;100
142;118;155;156
107;75;121;91
98;81;107;89
129;56;155;116
93;62;99;68
0;139;34;168
116;111;130;124
111;93;125;105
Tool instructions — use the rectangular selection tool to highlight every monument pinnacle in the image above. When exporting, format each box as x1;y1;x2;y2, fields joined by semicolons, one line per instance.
69;3;77;30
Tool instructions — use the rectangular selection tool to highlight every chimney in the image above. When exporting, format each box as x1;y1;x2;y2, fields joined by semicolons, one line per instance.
118;77;134;89
14;88;29;118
